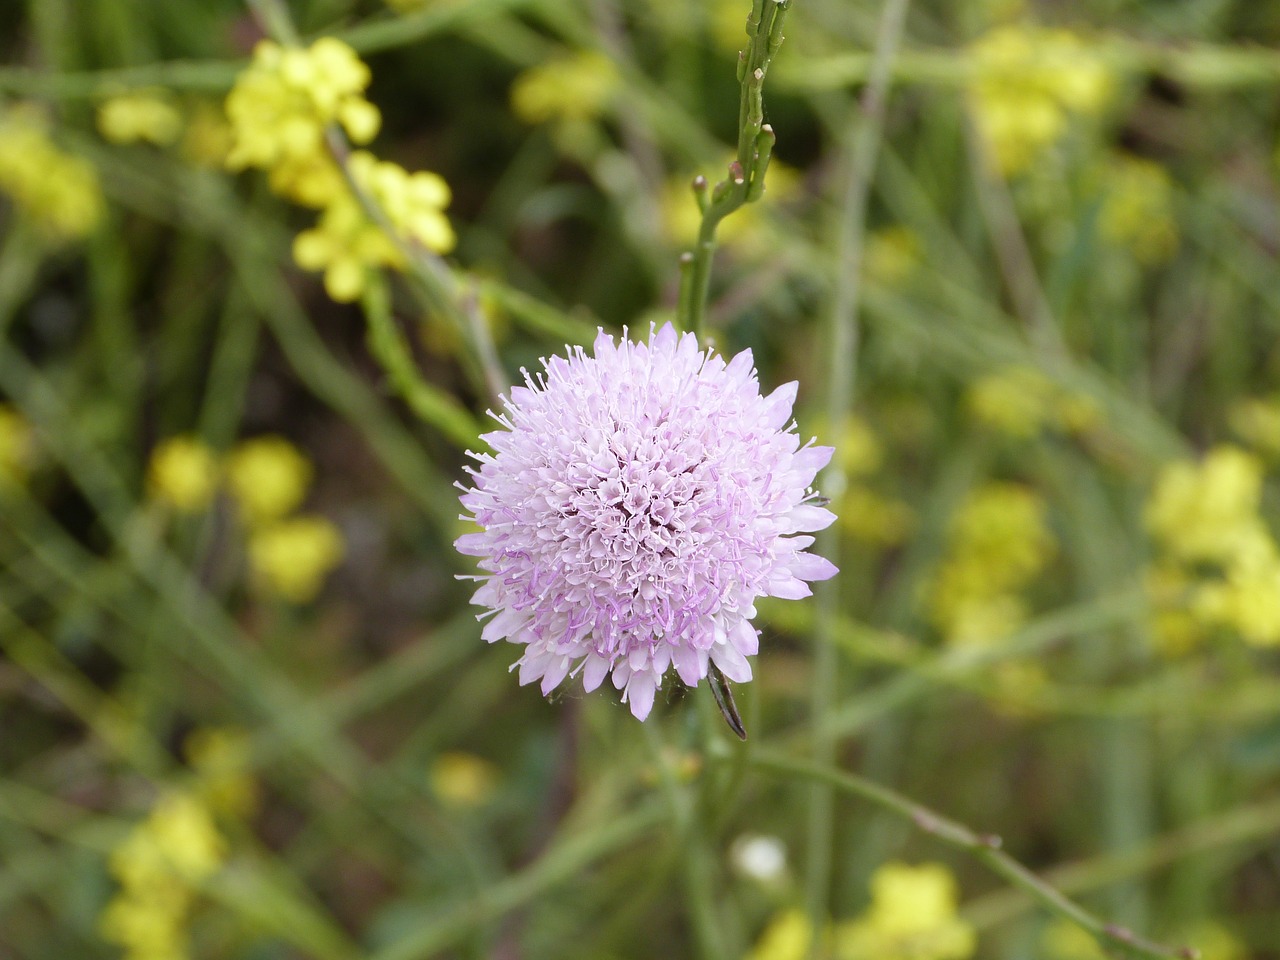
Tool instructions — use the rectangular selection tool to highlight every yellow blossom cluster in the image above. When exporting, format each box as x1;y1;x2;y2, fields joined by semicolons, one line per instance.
1145;445;1280;652
99;792;226;960
293;150;456;302
225;38;380;181
148;436;221;513
0;105;104;241
927;482;1055;645
967;25;1111;176
836;862;976;960
0;404;35;487
966;366;1101;439
227;435;343;603
97;91;184;146
144;434;344;602
1095;154;1178;264
224;37;456;302
745;862;975;960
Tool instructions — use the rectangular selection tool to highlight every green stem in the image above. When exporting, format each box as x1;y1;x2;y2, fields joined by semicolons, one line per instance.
677;0;790;341
752;750;1199;960
805;0;910;946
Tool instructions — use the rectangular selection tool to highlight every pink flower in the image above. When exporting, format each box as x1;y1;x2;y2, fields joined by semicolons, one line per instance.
456;324;837;720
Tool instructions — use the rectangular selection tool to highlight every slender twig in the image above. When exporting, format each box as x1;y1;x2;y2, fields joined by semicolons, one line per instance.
752;750;1199;960
805;0;910;949
676;0;790;341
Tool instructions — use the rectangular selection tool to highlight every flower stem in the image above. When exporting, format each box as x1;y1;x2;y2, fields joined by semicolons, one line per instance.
751;750;1199;960
676;0;789;342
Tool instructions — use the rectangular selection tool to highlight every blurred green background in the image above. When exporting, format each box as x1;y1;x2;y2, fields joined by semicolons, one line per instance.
2;0;1280;958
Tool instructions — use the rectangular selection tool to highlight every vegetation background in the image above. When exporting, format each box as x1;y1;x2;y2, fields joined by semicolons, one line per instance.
2;0;1280;958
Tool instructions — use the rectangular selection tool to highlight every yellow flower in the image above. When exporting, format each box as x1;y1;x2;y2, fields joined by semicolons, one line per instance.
1193;549;1280;647
97;91;184;146
510;50;620;127
430;751;500;807
147;436;219;513
0;105;103;241
0;404;35;486
1145;446;1268;566
225;435;313;526
225;38;380;175
293;153;455;302
101;791;226;960
747;908;814;960
1096;154;1177;263
834;862;976;960
147;793;226;882
248;515;345;603
967;26;1111;175
350;150;456;254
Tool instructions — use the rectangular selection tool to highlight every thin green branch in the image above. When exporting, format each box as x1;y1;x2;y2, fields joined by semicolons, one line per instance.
751;750;1200;960
676;0;790;341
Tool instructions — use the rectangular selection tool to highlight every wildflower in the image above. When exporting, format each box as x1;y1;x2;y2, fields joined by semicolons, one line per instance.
147;436;219;513
430;751;499;807
748;908;814;960
248;515;345;602
225;435;313;527
1096;154;1177;263
456;324;837;720
834;861;976;960
1145;446;1267;566
0;105;103;241
97;91;183;146
100;791;226;960
967;26;1111;175
0;404;35;486
292;152;455;302
510;51;619;127
224;38;380;175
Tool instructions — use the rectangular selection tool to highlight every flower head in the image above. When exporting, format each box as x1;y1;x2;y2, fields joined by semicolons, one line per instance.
456;324;837;720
